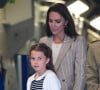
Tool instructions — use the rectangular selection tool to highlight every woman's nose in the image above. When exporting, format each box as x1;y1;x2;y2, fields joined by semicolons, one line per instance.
51;22;56;27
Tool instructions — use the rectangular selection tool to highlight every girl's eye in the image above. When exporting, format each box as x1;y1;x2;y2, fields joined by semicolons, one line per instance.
30;57;42;60
38;57;42;60
30;57;35;60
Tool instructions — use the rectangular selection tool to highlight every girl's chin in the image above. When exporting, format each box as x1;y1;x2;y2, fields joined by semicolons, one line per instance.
52;32;58;35
34;68;40;71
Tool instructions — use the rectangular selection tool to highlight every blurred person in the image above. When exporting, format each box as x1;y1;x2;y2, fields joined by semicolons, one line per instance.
86;40;100;90
39;3;87;90
27;43;61;90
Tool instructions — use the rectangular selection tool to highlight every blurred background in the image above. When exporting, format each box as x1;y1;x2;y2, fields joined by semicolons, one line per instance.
0;0;100;90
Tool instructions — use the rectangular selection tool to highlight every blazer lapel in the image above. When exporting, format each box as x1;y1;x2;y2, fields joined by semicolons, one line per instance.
55;37;73;71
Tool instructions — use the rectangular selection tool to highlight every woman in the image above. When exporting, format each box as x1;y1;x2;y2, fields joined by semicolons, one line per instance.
40;3;87;90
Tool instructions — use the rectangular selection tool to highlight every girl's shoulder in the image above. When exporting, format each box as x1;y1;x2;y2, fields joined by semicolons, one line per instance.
44;70;58;79
44;70;61;89
44;70;54;75
27;74;35;82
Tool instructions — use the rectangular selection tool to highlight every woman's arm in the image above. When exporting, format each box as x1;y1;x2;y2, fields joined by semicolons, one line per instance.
73;36;87;90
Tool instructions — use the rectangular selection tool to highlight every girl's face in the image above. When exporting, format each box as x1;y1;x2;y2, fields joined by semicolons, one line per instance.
30;50;49;75
48;11;67;36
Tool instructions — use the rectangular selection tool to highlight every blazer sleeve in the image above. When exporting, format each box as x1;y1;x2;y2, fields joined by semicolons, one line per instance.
73;36;87;90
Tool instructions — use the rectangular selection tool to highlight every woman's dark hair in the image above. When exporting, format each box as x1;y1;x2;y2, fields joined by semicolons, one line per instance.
46;3;78;40
29;43;55;72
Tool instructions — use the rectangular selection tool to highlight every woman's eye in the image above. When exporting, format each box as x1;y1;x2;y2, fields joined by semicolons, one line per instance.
49;19;52;23
55;20;61;23
49;19;61;23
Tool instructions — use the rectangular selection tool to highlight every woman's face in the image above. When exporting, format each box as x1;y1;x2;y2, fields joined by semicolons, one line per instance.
30;50;49;75
48;11;67;36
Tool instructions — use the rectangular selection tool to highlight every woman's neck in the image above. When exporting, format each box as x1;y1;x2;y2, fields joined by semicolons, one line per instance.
53;34;65;44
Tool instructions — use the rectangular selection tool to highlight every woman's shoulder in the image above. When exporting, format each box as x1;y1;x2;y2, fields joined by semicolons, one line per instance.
72;36;87;47
40;36;48;40
74;35;86;43
39;36;53;45
76;35;85;41
39;36;48;42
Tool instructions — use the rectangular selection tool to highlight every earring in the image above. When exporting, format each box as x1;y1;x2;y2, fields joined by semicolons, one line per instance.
64;24;67;28
64;21;68;28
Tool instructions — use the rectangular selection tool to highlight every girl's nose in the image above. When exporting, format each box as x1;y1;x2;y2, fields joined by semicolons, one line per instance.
34;59;38;63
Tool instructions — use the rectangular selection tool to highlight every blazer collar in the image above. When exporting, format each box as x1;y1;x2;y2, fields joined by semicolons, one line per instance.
46;35;73;71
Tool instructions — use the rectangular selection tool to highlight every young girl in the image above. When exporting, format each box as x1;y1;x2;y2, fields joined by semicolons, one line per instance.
27;43;61;90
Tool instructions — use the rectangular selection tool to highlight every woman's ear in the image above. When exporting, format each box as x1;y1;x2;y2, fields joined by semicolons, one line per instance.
46;58;50;64
65;20;68;26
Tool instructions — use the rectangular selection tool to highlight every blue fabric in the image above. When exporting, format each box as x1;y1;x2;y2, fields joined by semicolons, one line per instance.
21;55;28;90
0;72;4;90
21;55;35;90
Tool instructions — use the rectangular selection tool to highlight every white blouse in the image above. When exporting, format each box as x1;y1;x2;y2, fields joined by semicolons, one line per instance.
52;42;62;64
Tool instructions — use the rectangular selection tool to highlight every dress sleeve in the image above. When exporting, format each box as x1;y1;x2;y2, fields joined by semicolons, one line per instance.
43;72;61;90
27;75;34;90
27;78;31;90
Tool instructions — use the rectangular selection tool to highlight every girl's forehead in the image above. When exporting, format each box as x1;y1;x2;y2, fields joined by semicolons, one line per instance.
31;50;44;55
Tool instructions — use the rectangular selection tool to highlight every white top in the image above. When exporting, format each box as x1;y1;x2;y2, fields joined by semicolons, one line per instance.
27;70;61;90
52;42;62;64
